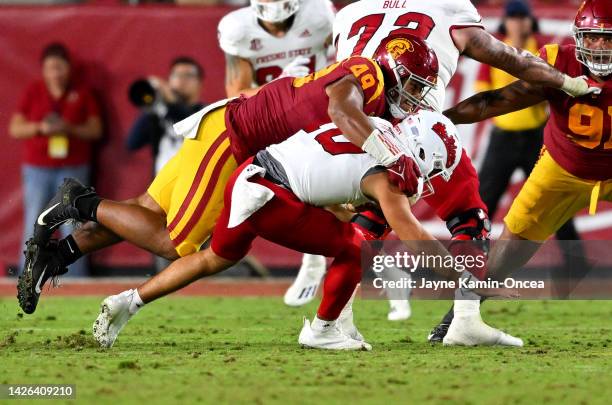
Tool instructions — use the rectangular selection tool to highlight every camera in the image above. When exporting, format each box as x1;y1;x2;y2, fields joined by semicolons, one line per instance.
128;78;159;108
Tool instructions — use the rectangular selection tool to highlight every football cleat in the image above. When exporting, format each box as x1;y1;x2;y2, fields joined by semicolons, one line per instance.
427;322;450;343
298;317;371;351
443;313;523;347
387;300;411;321
93;291;139;348
34;178;97;241
283;254;326;307
17;239;67;314
338;303;365;342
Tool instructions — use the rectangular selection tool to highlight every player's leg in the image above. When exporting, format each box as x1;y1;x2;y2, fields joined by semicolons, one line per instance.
424;149;492;342
283;253;327;307
478;127;522;218
233;177;369;350
444;150;597;346
94;162;369;349
284;204;355;307
93;247;237;348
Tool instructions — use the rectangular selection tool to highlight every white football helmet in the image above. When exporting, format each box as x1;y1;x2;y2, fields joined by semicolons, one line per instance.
251;0;300;23
394;110;462;198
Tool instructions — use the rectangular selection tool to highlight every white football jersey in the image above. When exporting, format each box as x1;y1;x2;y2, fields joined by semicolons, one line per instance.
333;0;483;111
266;123;382;207
218;0;335;85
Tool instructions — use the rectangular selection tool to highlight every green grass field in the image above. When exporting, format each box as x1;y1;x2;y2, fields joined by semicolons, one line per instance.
2;296;612;404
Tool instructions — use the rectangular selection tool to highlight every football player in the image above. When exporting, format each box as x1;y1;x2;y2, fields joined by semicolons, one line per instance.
430;0;612;345
218;0;335;306
18;35;437;314
331;0;602;343
218;0;335;97
92;111;521;350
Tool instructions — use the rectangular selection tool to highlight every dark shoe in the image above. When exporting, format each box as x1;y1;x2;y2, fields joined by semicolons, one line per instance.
33;178;96;242
17;239;68;314
427;322;450;343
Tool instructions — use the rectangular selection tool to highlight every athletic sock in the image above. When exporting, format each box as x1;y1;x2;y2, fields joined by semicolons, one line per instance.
57;235;83;266
129;289;145;315
75;195;102;222
311;315;335;331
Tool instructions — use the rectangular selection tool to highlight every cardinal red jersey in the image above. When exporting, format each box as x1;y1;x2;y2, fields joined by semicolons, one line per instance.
539;44;612;181
225;56;387;163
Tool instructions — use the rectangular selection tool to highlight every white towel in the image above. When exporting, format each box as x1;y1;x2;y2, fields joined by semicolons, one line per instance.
228;164;275;228
173;98;236;139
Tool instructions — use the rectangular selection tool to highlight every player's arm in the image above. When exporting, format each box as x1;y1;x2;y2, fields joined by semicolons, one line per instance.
452;27;592;97
444;80;547;125
224;53;260;98
360;171;459;281
326;76;377;148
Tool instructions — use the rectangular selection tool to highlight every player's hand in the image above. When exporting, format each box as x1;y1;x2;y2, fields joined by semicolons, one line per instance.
561;74;602;97
279;56;311;78
386;155;422;197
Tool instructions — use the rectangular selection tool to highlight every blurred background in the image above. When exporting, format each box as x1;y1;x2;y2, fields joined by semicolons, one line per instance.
0;0;608;277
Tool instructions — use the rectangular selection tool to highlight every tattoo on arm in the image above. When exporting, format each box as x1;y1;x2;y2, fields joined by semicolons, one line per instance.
445;80;546;124
464;29;564;89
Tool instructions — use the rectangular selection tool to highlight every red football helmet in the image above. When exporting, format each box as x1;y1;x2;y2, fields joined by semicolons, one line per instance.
373;34;439;119
573;0;612;77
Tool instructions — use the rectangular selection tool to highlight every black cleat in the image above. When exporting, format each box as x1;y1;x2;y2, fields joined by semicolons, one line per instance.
427;323;450;343
17;239;68;314
33;178;96;242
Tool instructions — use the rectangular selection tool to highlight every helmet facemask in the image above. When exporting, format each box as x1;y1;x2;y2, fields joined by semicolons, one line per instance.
574;29;612;77
385;59;437;120
408;142;449;199
251;0;300;23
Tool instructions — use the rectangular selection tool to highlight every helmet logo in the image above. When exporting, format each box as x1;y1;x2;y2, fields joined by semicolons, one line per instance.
386;38;414;60
431;122;457;169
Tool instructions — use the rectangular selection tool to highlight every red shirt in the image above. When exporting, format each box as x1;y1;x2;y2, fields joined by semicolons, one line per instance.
16;80;101;167
225;56;388;163
539;44;612;181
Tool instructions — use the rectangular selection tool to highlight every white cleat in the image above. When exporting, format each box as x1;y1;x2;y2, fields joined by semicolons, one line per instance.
443;313;523;347
338;304;365;342
284;254;326;307
298;317;372;351
93;290;138;348
387;300;411;321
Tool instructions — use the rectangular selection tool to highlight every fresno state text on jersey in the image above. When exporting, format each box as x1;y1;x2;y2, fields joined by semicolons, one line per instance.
218;0;334;85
